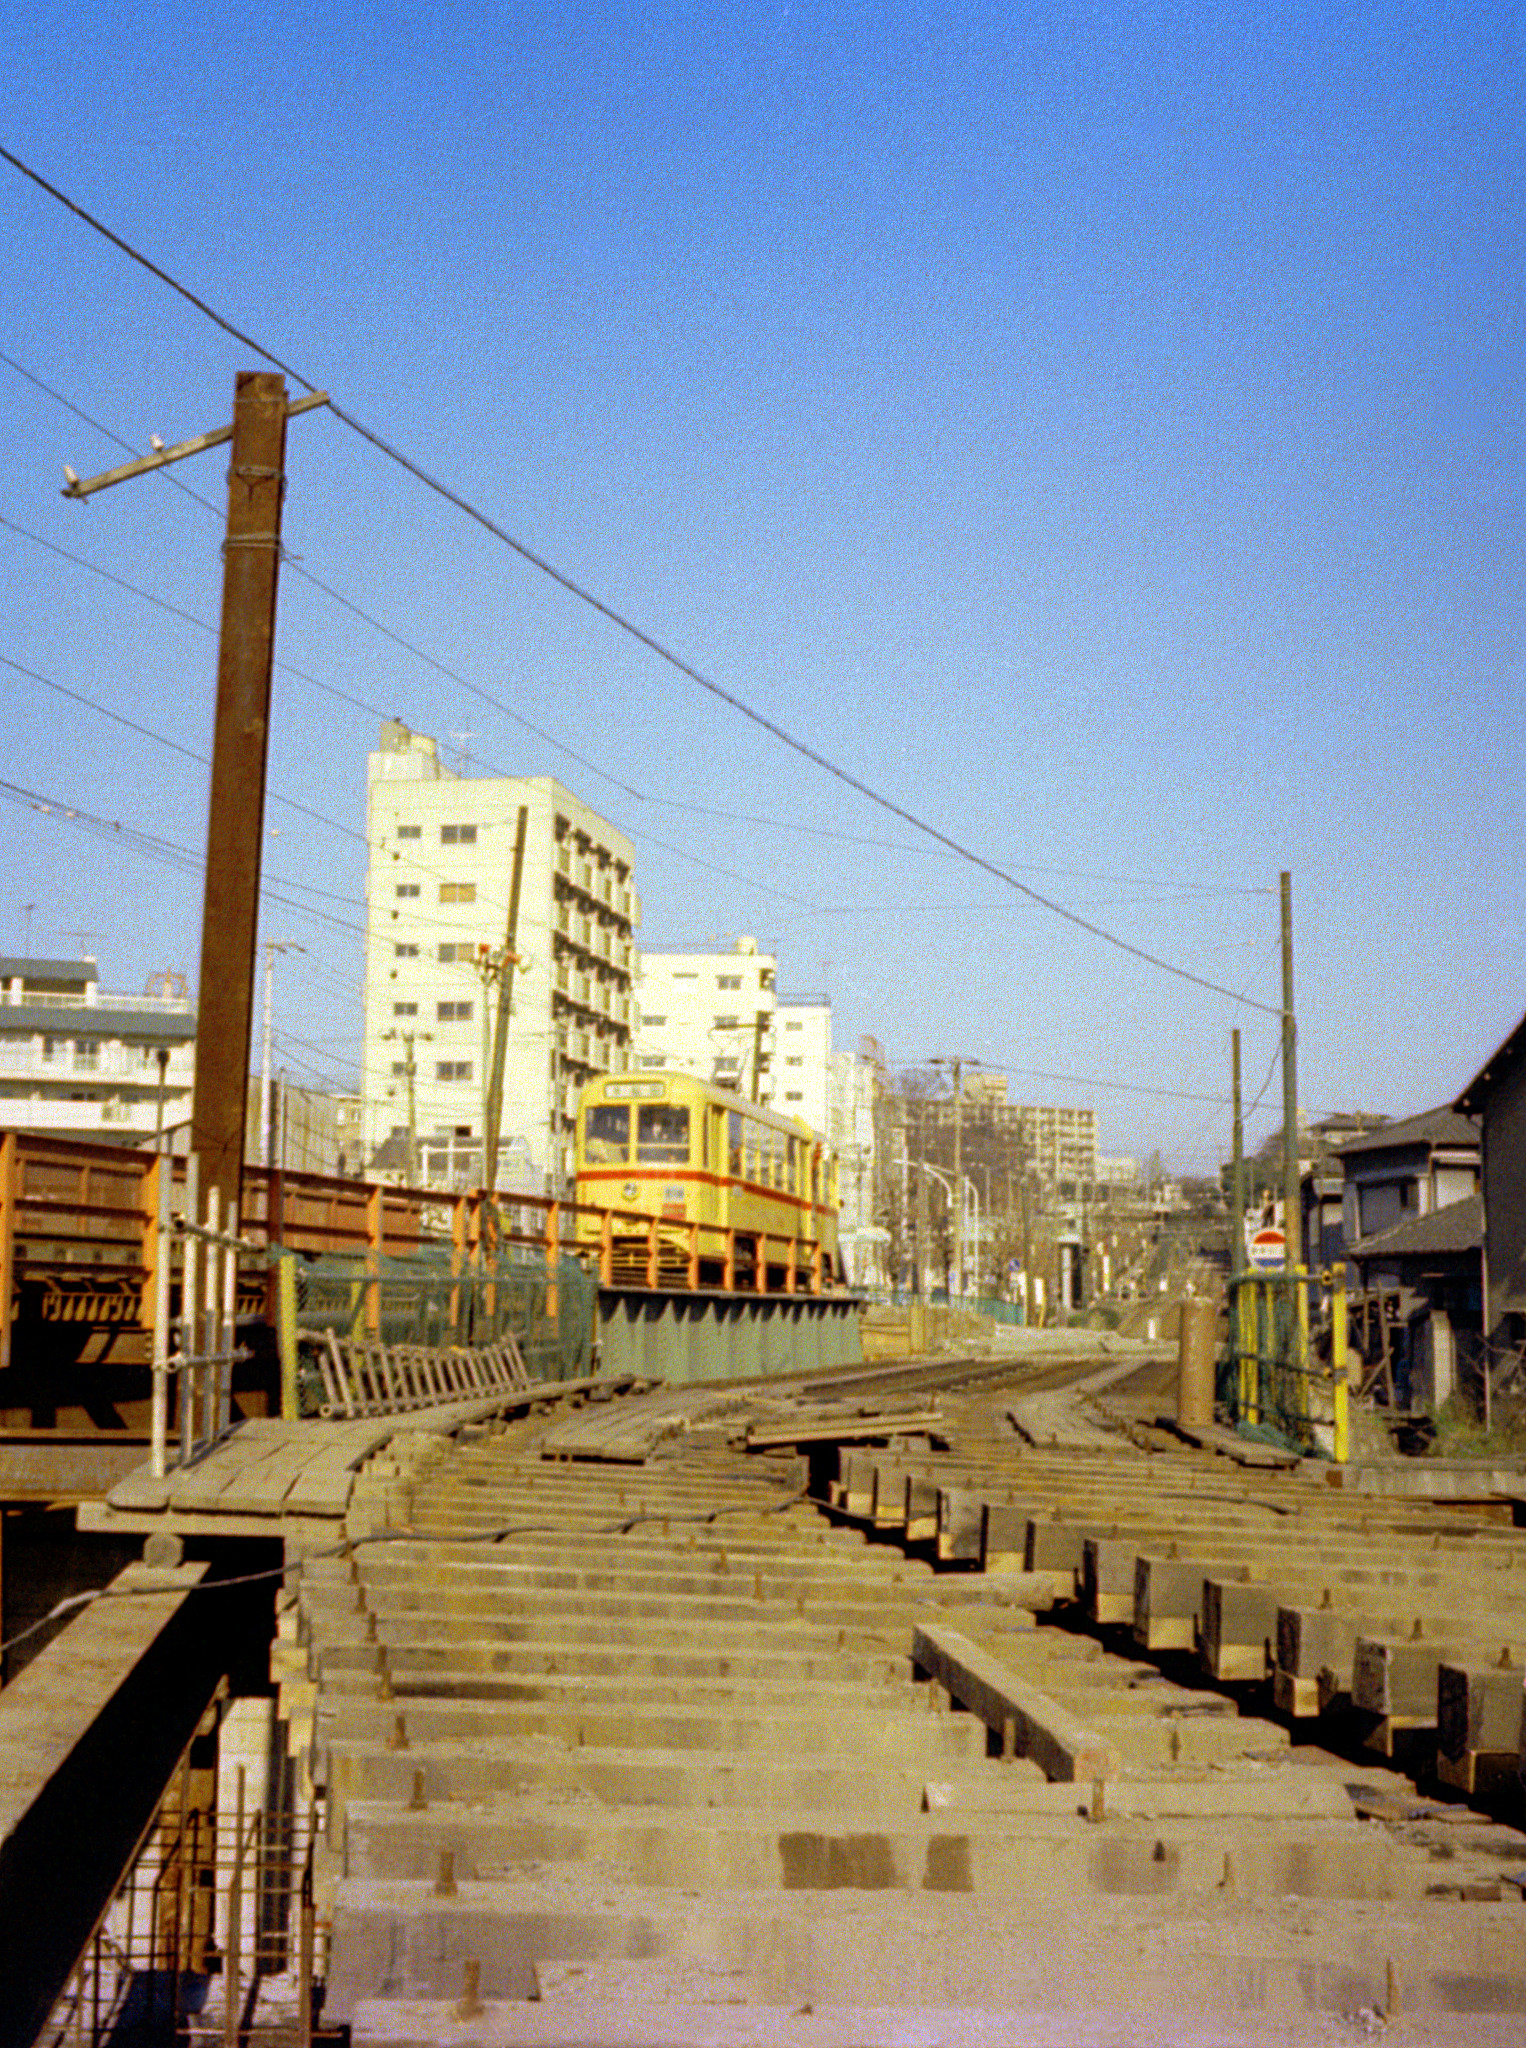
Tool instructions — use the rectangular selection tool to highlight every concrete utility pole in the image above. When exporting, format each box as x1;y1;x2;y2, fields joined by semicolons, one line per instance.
1280;872;1301;1272
62;372;328;1230
382;1029;430;1186
481;805;529;1197
751;1010;770;1105
260;940;303;1168
930;1056;967;1298
1230;1028;1246;1283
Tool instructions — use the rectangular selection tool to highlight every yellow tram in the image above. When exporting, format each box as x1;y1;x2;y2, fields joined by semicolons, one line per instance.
572;1071;842;1291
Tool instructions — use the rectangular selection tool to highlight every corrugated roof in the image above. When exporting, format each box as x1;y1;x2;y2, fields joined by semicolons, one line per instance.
1334;1105;1479;1157
1348;1193;1483;1262
1455;1008;1526;1114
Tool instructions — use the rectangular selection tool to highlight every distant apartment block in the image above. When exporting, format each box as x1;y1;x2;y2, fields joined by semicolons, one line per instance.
362;722;638;1192
0;956;194;1145
918;1074;1098;1192
633;940;776;1099
775;995;831;1133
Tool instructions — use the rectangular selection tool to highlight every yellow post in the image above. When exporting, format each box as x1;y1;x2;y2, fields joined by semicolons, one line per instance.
545;1197;560;1320
1296;1264;1311;1431
276;1252;299;1420
1239;1277;1260;1426
1330;1263;1349;1465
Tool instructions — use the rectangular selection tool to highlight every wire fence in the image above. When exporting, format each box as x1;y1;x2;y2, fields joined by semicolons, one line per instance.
289;1243;596;1395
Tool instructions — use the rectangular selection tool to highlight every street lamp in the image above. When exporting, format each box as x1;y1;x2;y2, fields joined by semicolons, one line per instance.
911;1159;979;1301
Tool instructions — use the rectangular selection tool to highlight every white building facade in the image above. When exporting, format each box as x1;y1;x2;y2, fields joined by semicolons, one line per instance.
632;940;777;1098
0;957;195;1144
829;1047;885;1286
774;996;831;1132
362;723;637;1193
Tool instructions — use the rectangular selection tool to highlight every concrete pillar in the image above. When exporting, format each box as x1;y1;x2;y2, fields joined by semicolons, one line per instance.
1177;1296;1217;1428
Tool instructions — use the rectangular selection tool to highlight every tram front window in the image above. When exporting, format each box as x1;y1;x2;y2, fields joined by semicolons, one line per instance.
584;1104;630;1163
637;1103;690;1162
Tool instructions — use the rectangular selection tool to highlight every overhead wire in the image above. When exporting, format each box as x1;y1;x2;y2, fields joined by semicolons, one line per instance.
3;353;1277;912
0;147;1282;1016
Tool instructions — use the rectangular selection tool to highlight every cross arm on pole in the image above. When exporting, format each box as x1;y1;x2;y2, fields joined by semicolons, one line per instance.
61;391;329;499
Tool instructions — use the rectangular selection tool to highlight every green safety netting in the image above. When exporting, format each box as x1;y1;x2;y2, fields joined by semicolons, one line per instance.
286;1243;596;1388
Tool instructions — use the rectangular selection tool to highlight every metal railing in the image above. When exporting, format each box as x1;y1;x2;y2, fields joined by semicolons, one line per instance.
38;1734;326;2048
150;1155;258;1480
1222;1265;1349;1461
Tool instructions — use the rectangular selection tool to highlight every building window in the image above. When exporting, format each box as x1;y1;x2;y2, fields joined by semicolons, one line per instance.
673;971;697;981
437;1000;473;1022
74;1040;100;1071
637;1055;666;1069
716;974;742;990
715;1056;740;1073
393;1002;418;1016
395;824;420;840
436;1060;472;1082
714;1014;739;1030
395;883;419;899
439;882;476;904
786;1056;803;1067
394;943;419;958
785;1090;803;1101
785;1020;803;1032
391;1062;408;1077
441;824;477;845
438;943;477;963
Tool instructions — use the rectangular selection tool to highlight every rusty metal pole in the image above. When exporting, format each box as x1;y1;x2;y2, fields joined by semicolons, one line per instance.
191;372;289;1233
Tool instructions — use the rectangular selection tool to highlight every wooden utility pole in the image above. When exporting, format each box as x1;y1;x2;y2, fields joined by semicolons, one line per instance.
1280;872;1301;1271
62;372;329;1230
190;373;290;1228
1230;1028;1246;1282
481;805;529;1196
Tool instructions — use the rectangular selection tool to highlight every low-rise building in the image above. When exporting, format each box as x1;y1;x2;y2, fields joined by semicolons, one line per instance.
0;956;194;1146
1335;1107;1481;1247
1455;1008;1526;1345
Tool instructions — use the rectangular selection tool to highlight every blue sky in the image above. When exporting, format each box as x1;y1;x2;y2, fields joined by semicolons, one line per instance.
1;0;1520;1168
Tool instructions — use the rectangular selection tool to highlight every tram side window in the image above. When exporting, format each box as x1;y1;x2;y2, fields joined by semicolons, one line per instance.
637;1103;690;1162
584;1104;630;1163
728;1110;743;1178
769;1127;785;1190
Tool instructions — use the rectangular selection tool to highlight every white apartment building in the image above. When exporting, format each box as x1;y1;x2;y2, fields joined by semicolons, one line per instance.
362;722;637;1192
0;956;195;1144
632;940;776;1098
829;1047;885;1286
774;995;831;1132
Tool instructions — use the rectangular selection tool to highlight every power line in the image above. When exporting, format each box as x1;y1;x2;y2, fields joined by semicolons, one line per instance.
0;346;224;520
2;354;1277;904
1;146;1280;1017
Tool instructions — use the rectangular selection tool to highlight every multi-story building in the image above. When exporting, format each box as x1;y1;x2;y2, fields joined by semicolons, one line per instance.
917;1078;1098;1194
362;722;638;1193
774;995;831;1132
0;956;195;1145
632;940;776;1098
829;1046;885;1286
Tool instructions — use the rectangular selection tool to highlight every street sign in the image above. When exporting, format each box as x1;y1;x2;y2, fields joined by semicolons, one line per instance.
1248;1227;1285;1270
